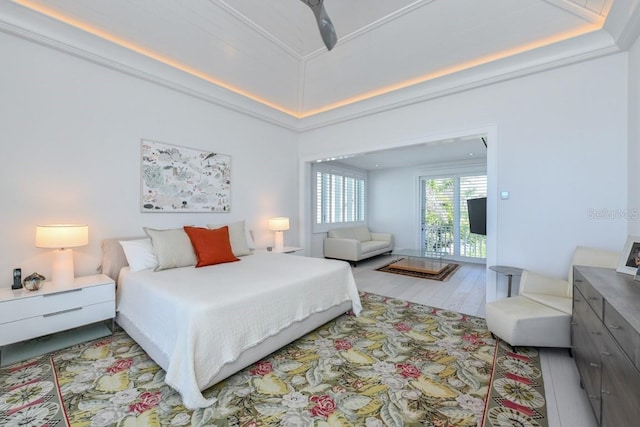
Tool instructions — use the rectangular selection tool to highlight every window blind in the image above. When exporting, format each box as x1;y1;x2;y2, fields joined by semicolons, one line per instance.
314;164;365;225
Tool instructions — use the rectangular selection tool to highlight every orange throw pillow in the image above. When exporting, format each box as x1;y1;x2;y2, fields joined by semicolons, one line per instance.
183;226;240;267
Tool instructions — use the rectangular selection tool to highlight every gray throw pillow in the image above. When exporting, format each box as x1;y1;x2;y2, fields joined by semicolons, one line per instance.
144;227;197;271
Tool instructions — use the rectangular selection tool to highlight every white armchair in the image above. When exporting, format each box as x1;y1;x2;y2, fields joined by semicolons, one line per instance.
485;246;619;347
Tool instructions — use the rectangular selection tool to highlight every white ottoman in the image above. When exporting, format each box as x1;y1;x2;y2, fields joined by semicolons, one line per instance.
485;295;571;347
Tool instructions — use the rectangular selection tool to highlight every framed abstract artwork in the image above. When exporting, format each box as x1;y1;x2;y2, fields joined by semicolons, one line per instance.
140;139;231;212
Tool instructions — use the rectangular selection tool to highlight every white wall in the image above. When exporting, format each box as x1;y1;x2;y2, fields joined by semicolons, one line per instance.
300;54;629;292
368;167;417;249
629;36;640;236
0;32;299;285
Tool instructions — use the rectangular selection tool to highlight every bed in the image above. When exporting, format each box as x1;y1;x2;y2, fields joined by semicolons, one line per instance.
101;238;362;409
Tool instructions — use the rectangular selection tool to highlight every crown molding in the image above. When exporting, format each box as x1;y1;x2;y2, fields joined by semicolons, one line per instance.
0;1;300;130
604;0;640;49
0;1;633;133
297;30;620;131
543;0;608;23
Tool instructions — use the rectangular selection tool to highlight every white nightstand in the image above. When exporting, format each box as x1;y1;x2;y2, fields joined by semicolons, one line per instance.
0;274;115;366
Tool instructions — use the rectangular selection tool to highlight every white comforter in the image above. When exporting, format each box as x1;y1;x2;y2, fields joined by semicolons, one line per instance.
116;253;361;409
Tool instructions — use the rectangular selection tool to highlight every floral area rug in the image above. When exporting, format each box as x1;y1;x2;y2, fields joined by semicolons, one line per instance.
0;292;547;426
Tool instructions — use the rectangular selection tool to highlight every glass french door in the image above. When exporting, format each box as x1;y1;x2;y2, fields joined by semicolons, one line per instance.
420;174;487;259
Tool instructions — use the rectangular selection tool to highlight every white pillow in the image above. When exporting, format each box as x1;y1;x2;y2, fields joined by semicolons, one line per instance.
119;239;159;272
143;227;197;271
208;220;253;256
245;226;255;249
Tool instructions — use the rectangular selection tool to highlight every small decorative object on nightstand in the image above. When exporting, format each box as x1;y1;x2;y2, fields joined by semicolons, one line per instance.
0;274;115;366
23;272;45;291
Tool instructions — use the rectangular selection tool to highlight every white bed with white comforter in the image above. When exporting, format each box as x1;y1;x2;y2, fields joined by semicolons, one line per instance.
113;251;361;409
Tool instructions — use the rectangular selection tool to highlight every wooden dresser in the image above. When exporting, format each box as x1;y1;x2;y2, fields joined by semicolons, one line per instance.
572;266;640;426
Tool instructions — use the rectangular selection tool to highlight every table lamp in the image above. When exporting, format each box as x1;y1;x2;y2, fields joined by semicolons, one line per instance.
35;224;88;286
268;217;289;252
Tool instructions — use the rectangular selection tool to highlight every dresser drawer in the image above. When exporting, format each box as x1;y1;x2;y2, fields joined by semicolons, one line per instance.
573;285;587;316
574;270;603;320
572;310;603;420
572;305;604;366
601;330;640;427
0;301;114;346
574;287;599;331
604;300;640;370
0;283;114;324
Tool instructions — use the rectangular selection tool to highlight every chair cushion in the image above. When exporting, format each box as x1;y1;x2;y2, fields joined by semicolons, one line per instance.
328;228;357;240
519;292;572;314
360;240;391;254
485;296;571;347
352;226;372;242
519;270;572;298
569;246;619;283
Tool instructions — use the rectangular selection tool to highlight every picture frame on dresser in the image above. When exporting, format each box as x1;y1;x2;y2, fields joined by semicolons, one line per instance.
616;235;640;275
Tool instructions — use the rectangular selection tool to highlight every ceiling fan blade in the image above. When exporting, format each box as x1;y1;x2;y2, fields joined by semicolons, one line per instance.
300;0;337;51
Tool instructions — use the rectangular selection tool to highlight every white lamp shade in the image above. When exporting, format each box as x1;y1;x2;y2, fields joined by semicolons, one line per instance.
268;217;290;231
35;224;89;249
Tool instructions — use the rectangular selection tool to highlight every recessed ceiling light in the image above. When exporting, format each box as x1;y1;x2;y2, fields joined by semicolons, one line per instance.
468;152;474;156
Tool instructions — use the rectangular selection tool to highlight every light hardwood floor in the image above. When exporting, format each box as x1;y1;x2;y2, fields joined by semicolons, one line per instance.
351;255;597;427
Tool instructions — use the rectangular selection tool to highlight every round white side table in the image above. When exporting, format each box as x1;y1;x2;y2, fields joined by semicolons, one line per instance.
489;265;524;297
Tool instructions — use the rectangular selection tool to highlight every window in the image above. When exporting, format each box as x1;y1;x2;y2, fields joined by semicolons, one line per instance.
420;173;487;259
314;164;365;226
459;175;487;258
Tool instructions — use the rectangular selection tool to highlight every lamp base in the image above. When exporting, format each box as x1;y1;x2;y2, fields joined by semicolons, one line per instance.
274;231;284;252
52;248;75;286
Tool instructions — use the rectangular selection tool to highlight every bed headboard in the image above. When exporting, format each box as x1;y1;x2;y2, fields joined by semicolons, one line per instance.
101;237;145;281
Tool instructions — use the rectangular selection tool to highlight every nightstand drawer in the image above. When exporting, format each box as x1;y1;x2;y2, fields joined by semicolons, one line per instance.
0;301;114;346
0;283;114;324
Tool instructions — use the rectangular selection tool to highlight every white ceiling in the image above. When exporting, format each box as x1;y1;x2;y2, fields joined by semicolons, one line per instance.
329;137;488;170
7;0;637;122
